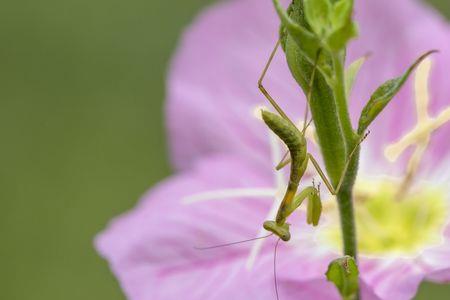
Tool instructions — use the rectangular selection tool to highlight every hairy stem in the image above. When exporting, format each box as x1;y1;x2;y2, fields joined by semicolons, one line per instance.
338;190;357;256
337;150;359;259
332;52;359;261
332;53;355;144
281;16;360;295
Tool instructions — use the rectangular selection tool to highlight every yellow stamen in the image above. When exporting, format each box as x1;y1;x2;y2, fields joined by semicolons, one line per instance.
384;58;450;190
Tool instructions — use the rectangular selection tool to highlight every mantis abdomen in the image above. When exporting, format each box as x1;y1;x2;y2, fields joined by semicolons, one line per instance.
261;111;308;223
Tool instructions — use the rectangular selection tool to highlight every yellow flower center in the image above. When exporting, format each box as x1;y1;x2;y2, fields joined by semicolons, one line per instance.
319;179;448;256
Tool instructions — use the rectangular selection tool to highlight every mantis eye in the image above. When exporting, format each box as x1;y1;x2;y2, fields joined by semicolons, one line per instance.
280;233;291;242
263;221;291;241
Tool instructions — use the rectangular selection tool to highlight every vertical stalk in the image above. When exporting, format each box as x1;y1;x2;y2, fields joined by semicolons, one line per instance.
281;16;361;292
332;53;355;144
286;45;360;261
336;155;359;259
332;52;361;300
332;52;359;261
338;190;357;258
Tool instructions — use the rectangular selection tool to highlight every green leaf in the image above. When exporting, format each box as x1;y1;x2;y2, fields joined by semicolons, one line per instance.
326;256;359;300
345;54;369;98
272;0;322;65
304;0;332;37
357;50;437;134
326;20;358;51
307;190;322;226
274;0;333;83
330;0;352;30
325;0;357;50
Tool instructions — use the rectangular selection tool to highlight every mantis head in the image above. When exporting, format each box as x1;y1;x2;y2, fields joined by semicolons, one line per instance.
263;220;291;241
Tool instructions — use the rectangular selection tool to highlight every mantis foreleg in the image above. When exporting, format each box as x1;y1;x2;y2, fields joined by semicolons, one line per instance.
264;184;322;241
258;40;297;127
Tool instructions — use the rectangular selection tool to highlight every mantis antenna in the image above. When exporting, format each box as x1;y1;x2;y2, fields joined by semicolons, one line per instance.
194;234;273;250
274;238;281;300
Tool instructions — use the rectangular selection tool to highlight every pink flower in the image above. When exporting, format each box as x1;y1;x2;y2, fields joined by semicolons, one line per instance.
95;0;450;299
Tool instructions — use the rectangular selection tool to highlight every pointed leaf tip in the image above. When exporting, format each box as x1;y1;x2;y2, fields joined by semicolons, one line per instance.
345;54;370;98
357;50;438;134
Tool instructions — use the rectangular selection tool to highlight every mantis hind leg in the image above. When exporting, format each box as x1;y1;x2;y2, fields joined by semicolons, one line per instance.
275;150;291;170
307;131;371;195
258;40;296;127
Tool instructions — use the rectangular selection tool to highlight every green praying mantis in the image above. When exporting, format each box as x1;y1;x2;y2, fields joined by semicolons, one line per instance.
259;40;368;242
257;0;369;242
196;0;371;250
195;35;368;300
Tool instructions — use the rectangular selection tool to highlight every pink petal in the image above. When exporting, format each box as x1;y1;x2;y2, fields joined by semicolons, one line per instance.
420;223;450;282
359;257;425;300
360;280;383;300
278;278;340;299
96;155;329;299
274;278;382;300
426;268;450;283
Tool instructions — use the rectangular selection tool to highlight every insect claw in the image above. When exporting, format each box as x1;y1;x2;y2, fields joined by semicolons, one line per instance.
362;130;370;141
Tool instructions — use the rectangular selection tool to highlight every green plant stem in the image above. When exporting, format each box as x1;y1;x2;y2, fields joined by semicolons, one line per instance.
332;53;355;144
332;52;360;300
337;166;358;258
336;146;361;300
331;52;359;260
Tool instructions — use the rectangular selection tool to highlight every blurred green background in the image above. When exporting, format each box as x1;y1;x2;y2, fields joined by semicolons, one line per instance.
0;0;449;299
